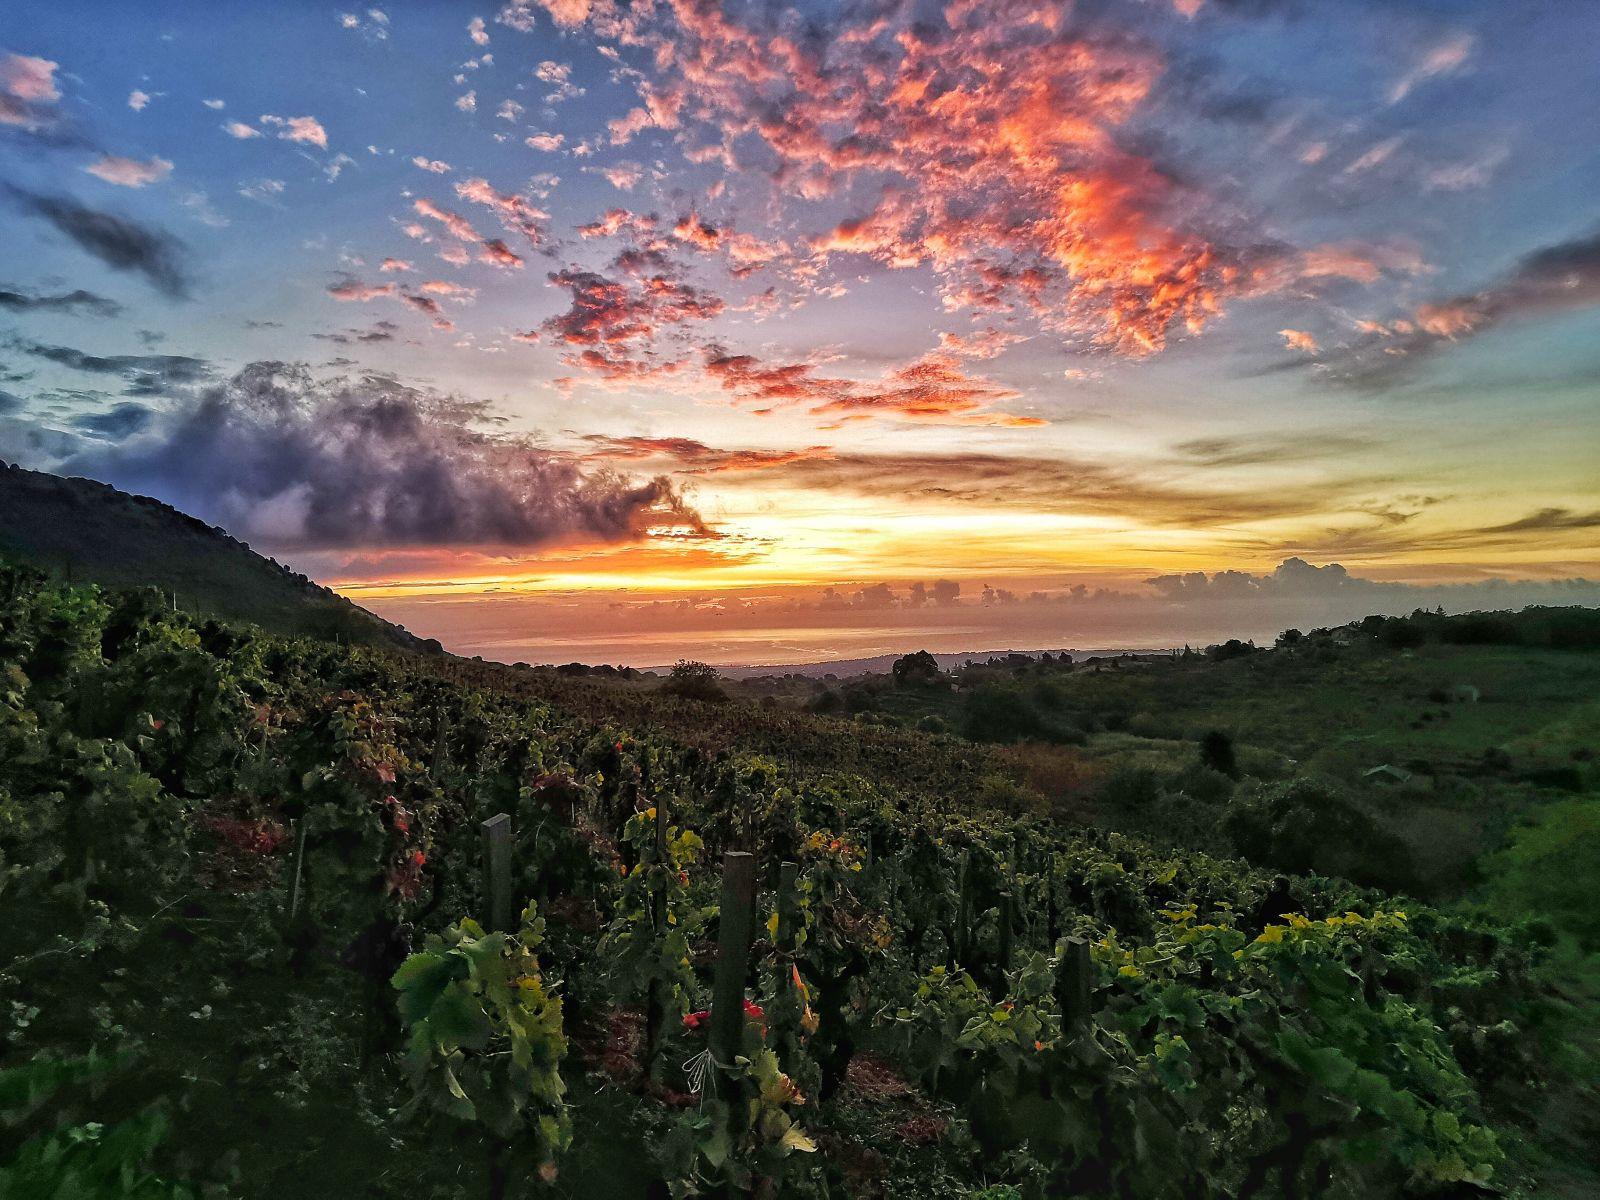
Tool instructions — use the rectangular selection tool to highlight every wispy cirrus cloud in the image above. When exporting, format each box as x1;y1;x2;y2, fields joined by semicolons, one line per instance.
1313;227;1600;386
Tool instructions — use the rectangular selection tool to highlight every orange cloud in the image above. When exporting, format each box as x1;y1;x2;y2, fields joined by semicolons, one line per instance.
578;435;835;473
705;348;1043;428
552;0;1251;355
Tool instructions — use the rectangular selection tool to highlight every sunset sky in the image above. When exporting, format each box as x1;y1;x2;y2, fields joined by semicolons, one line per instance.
3;1;1598;664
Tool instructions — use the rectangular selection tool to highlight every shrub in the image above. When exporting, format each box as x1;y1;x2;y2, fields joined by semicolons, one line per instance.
1224;776;1415;890
892;650;946;689
1099;763;1164;809
1198;730;1238;778
662;659;727;703
962;685;1044;744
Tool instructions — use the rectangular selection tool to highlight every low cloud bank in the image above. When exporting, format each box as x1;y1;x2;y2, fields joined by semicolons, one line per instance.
54;362;701;552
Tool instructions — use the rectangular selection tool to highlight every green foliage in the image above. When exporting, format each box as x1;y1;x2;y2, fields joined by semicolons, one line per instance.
0;559;1585;1197
962;685;1044;744
0;464;420;650
882;910;1504;1196
0;1052;196;1199
392;904;571;1173
1224;776;1416;889
1481;798;1600;951
658;1020;820;1196
598;806;704;1018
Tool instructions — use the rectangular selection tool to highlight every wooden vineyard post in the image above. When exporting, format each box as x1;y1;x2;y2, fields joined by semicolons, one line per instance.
1045;855;1060;947
709;851;758;1066
777;860;799;952
1055;936;1093;1034
286;816;309;921
954;850;974;969
642;796;670;1073
997;891;1015;979
481;813;512;932
431;714;450;780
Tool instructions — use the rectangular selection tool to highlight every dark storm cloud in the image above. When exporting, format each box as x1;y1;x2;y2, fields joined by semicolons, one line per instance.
74;401;153;439
59;362;704;551
311;319;400;346
0;285;121;317
6;336;210;393
3;186;192;298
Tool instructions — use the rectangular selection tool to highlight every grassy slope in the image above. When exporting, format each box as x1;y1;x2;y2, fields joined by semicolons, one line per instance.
0;463;424;651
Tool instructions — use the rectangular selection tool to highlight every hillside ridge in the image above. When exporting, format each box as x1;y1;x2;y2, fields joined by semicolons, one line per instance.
0;462;429;652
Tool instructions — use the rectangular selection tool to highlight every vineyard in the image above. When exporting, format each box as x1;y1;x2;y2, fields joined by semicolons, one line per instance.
0;561;1590;1198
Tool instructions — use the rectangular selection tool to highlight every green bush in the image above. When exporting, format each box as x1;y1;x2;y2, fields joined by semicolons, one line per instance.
1224;776;1416;890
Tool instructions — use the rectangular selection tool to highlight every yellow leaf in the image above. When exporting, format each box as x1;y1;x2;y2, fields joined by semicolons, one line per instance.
779;1126;817;1154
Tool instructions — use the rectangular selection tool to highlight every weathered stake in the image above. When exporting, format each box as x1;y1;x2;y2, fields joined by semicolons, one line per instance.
286;817;310;921
1055;936;1093;1032
481;813;513;932
709;851;758;1064
432;714;451;779
643;796;671;1072
777;860;799;952
954;850;974;968
998;891;1015;977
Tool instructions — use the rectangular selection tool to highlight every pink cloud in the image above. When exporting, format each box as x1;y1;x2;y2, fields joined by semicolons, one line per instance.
1389;32;1474;104
261;113;329;149
414;197;482;243
705;348;1043;429
1;52;59;102
328;278;396;301
600;161;643;190
84;155;174;188
547;2;1251;356
0;52;61;127
454;176;546;244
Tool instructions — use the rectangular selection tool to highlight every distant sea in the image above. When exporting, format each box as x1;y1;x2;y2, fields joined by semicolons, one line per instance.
451;622;1185;675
